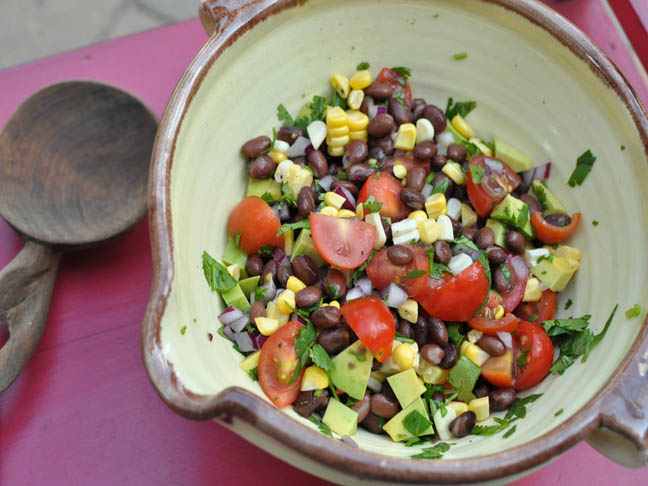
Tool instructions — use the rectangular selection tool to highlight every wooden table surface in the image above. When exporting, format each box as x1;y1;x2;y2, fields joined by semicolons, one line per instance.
1;1;648;484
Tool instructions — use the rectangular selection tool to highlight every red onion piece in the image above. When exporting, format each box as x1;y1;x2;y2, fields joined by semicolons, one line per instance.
509;254;530;282
421;183;433;199
345;287;364;302
319;174;334;192
355;277;372;296
271;203;290;221
376;105;387;115
229;314;250;332
272;246;288;266
381;282;408;308
222;325;235;342
519;162;552;193
234;331;256;353
286;136;312;158
218;306;245;326
255;334;268;349
497;331;513;349
259;277;276;304
368;103;378;120
334;185;356;210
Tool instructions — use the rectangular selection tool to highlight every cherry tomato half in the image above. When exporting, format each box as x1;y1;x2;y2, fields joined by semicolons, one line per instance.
258;321;305;408
366;244;429;297
341;297;395;362
358;171;409;222
514;321;554;390
466;156;521;218
500;254;530;312
481;350;515;388
515;290;558;324
377;67;412;106
531;212;581;244
309;212;375;270
468;313;519;336
227;196;284;254
416;261;489;322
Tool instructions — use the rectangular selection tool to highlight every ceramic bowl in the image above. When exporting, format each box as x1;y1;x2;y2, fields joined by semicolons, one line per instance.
142;0;648;483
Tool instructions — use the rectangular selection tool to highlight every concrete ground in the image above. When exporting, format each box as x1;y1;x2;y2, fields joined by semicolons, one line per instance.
0;0;197;69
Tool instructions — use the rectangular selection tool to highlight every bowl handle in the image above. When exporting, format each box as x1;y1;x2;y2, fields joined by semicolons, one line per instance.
199;0;277;37
587;329;648;468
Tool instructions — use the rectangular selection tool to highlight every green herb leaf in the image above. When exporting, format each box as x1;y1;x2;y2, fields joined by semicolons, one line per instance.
567;150;596;187
277;103;294;126
277;218;310;236
446;355;481;402
536;254;553;265
528;313;538;323
516;345;530;368
446;323;465;348
403;410;433;437
290;321;317;383
351;249;378;284
260;192;275;204
411;442;452;460
356;61;370;70
469;164;485;183
550;355;574;375
330;90;348;110
499;264;512;284
254;286;267;303
363;195;383;213
404;269;426;279
180;325;187;335
391;66;412;78
502;424;517;438
248;367;259;381
202;251;237;293
394;331;415;343
348;349;367;362
328;282;340;299
431;178;450;195
309;415;333;436
471;417;510;435
453;51;468;60
258;244;274;256
310;344;334;373
430;262;452;279
625;304;641;318
564;298;573;310
504;394;543;422
310;95;328;121
555;408;564;416
592;220;599;227
294;116;310;132
445;97;477;120
392;91;407;107
279;183;298;207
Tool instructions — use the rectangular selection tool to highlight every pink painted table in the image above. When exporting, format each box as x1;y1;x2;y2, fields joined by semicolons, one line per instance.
1;2;647;485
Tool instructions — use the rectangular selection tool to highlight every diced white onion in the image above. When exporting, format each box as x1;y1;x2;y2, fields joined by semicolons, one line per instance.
345;287;364;302
421;183;433;199
538;281;549;291
355;277;373;297
497;331;513;349
446;198;462;220
381;282;408;308
524;248;551;268
391;218;417;236
436;131;455;156
467;329;483;344
286;136;311;158
448;253;472;275
273;139;290;154
433;406;457;441
318;174;334;192
218;306;245;326
437;214;454;241
307;120;327;150
392;230;419;245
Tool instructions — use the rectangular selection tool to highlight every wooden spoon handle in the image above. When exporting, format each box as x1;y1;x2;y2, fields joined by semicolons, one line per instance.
0;241;62;392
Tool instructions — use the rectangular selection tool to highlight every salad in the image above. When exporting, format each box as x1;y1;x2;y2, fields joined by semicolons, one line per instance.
203;64;617;455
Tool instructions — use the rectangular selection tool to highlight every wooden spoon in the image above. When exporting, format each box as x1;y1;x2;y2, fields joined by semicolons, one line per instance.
0;81;157;392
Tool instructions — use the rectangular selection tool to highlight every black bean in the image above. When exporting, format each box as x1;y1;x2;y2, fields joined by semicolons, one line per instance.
447;143;467;163
545;213;572;227
493;266;513;294
348;163;375;184
297;186;316;219
439;344;458;369
365;81;394;99
261;259;278;283
422;105;447;133
478;335;506;357
246;255;264;276
490;388;516;411
381;216;392;242
450;411;476;438
368;146;386;161
370;135;394;156
317;326;350;354
277;263;293;287
486;246;507;265
412;97;427;110
505;230;526;255
294;390;328;418
428;317;448;346
295;286;322;308
431;173;454;198
331;179;359;197
400;188;425;210
452;183;468;203
421;344;445;365
462;227;476;241
519;193;542;214
362;412;386;434
389;96;413;126
397;319;412;339
350;391;371;423
249;301;266;322
311;305;343;329
449;216;462;237
413;315;429;348
473;381;490;399
345;139;369;164
412;142;437;161
433;240;452;265
291;255;318;285
241;135;271;158
367;113;395;138
413;103;427;120
370;393;399;419
324;268;347;299
406;167;426;192
430;154;447;171
476;227;495;250
387;245;414;265
277;125;303;144
248;155;275;179
307;149;328;178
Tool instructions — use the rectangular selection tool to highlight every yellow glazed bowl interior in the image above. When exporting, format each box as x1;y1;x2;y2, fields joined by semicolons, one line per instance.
147;0;648;482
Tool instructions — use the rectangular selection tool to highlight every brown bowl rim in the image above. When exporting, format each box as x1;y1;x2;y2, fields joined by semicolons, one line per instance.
142;0;648;483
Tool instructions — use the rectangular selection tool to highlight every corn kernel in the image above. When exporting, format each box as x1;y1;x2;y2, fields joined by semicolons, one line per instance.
460;341;491;366
448;401;469;416
328;146;345;157
226;263;240;281
328;301;340;309
320;206;339;217
442;161;465;185
266;301;289;326
393;164;407;179
394;123;417;151
393;343;415;370
469;138;493;156
326;135;350;148
286;166;313;200
326;106;348;127
337;209;356;218
347;89;364;110
523;277;542;302
286;276;306;294
425;193;447;219
347;110;369;131
398;299;418;324
268;149;287;163
277;289;296;314
468;396;490;422
461;203;478;227
452;114;475;139
418;361;449;384
324;191;346;210
556;245;582;262
349;70;372;89
418;219;441;244
255;317;280;336
493;305;505;320
355;202;364;219
301;365;329;391
330;73;350;98
348;130;368;141
328;125;350;138
408;210;427;223
283;230;294;257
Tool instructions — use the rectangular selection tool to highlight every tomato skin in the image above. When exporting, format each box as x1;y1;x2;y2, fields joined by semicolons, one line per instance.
416;261;490;322
468;313;519;336
341;297;395;362
500;254;529;312
309;212;375;270
358;172;409;222
227;196;284;254
466;156;521;218
481;350;515;388
366;245;429;297
376;68;412;105
531;212;581;244
258;321;305;408
514;321;554;390
515;290;558;324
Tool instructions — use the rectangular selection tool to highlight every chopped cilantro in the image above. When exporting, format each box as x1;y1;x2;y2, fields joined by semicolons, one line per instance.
351;249;378;284
404;269;426;279
430;262;452;279
309;415;333;436
621;145;625;151
278;183;298;208
528;313;538;322
472;395;542;436
260;191;275;204
248;367;259;381
391;66;412;78
567;150;596;187
431;178;450;195
290;321;317;383
403;410;433;437
394;331;415;343
258;245;274;256
356;61;370;70
625;304;641;318
363;195;383;213
392;91;407;107
471;417;510;436
445;97;477;120
180;325;187;335
330;90;348;110
202;251;237;293
564;298;573;310
446;324;464;349
502;424;517;438
310;95;328;121
310;344;334;373
499;264;512;283
516;345;530;368
460;140;483;158
469;165;485;183
277;218;310;236
592;220;599;226
453;51;468;60
555;408;564;417
254;286;267;303
348;349;367;362
336;170;349;180
536;254;553;264
277;103;294;125
411;442;452;460
328;282;340;299
368;160;380;169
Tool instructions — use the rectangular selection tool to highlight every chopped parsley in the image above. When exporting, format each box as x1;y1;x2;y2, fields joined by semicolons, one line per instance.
431;178;450;195
248;367;259;381
394;331;415;343
625;304;641;318
328;282;340;299
310;95;329;122
411;442;452;460
502;424;517;438
567;150;596;187
564;298;573;310
260;191;275;204
404;269;426;279
446;324;465;349
392;91;407;107
348;349;367;362
258;244;274;256
180;325;187;335
460;140;483;158
403;410;433;437
555;408;564;417
290;321;317;383
592;220;599;227
277;103;293;125
471;394;542;436
516;345;530;368
351;249;378;284
202;251;237;293
356;61;370;70
469;164;485;183
277;183;298;208
309;415;333;437
453;51;468;60
330;90;348;110
445;97;477;120
309;344;334;373
430;262;452;279
499;264;512;283
277;218;310;236
391;66;412;78
363;195;383;213
536;254;553;264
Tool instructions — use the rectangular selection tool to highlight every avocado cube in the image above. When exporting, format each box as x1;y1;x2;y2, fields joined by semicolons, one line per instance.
490;194;534;238
485;218;507;247
246;177;282;202
238;276;260;300
383;397;435;442
222;238;248;279
531;256;578;292
221;284;250;312
530;180;568;216
387;368;427;409
322;398;358;437
239;350;260;373
291;229;326;267
493;137;534;172
330;340;373;399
